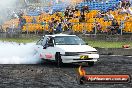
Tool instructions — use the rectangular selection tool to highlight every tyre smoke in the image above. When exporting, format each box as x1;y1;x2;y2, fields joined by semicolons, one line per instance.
0;41;41;64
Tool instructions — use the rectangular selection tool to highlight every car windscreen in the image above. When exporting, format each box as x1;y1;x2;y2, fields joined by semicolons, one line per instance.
54;36;86;45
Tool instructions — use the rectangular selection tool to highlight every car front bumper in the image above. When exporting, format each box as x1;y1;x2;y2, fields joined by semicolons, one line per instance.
61;54;99;63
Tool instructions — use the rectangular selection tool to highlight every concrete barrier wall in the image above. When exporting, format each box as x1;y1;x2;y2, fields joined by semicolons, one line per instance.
81;34;132;42
96;48;132;56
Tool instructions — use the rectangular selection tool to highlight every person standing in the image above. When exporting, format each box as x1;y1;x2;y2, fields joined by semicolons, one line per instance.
110;19;119;34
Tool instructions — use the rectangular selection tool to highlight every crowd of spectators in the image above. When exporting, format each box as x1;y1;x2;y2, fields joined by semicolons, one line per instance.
2;0;132;35
118;0;132;15
94;0;132;34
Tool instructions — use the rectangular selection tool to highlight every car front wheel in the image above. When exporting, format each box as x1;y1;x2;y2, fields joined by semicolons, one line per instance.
55;52;63;67
88;61;94;66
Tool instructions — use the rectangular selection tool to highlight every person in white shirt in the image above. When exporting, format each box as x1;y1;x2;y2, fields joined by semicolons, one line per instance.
118;7;127;14
118;1;122;9
49;8;53;15
107;11;114;21
126;6;132;15
122;7;127;13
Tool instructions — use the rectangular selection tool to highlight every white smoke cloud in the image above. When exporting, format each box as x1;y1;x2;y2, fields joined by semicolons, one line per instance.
0;41;41;64
0;0;17;8
0;0;19;24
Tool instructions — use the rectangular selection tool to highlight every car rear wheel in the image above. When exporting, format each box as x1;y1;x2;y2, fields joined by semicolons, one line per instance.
88;61;94;66
55;52;63;67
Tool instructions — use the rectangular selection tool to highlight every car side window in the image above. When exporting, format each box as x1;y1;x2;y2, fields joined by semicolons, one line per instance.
47;37;54;44
41;37;47;46
45;37;54;47
36;39;43;45
47;37;53;44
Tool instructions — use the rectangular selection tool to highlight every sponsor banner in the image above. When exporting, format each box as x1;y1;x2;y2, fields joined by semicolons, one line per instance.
82;74;131;83
78;66;131;84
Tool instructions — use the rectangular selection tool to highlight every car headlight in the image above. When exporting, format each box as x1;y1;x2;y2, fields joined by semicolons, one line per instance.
88;51;98;54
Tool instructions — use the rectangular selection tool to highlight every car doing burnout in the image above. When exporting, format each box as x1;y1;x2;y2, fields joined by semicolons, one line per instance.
34;34;99;66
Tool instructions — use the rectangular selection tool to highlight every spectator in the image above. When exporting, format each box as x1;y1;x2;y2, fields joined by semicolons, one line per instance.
130;0;132;5
49;8;53;15
93;22;102;33
118;1;122;9
19;16;26;29
41;20;46;26
63;23;68;31
96;11;102;18
121;0;131;7
79;13;85;22
109;19;119;34
48;20;54;34
104;13;109;21
126;1;131;7
126;6;132;15
0;25;3;32
56;23;62;33
84;5;89;12
107;11;114;21
75;6;79;11
69;11;74;18
118;7;127;14
121;1;127;7
64;10;69;17
32;17;37;23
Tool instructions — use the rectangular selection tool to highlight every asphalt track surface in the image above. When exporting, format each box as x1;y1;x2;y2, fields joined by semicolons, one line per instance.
0;55;132;88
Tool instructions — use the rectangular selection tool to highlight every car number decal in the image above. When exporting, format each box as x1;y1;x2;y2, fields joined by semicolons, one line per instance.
45;54;53;59
80;55;89;59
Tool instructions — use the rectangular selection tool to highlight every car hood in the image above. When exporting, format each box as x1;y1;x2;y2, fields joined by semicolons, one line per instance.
55;45;97;52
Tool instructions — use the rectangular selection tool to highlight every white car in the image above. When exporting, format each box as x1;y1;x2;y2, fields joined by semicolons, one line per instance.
34;34;99;67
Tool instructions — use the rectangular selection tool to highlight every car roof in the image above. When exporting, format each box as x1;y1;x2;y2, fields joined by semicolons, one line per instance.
45;34;76;37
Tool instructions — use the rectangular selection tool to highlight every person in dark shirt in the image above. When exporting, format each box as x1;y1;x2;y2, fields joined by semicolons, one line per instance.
64;10;69;17
121;1;126;7
79;12;85;22
126;1;131;7
0;25;2;32
110;19;119;34
56;23;62;33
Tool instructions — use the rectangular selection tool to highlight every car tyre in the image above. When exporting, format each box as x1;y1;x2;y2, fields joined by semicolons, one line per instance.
55;52;63;67
88;61;94;66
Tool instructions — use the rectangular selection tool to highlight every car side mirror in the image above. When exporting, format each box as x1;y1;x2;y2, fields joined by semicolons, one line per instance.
43;46;47;49
43;43;54;49
48;43;54;47
86;43;88;45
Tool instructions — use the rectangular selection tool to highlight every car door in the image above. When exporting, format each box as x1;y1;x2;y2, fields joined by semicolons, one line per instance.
43;37;56;60
35;38;44;55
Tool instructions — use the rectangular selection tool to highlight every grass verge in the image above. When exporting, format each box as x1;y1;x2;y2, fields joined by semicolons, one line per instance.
0;38;132;48
87;40;132;48
0;38;39;43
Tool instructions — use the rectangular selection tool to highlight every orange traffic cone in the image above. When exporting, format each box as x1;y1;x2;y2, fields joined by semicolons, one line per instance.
122;45;130;48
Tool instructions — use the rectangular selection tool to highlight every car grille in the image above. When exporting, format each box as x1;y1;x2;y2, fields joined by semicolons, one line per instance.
73;58;93;60
64;51;97;56
64;52;79;56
